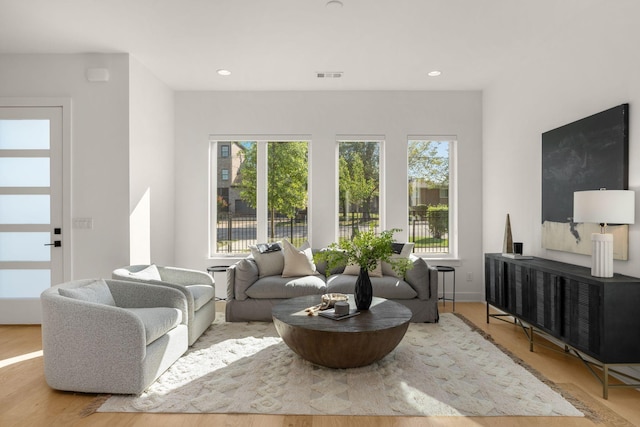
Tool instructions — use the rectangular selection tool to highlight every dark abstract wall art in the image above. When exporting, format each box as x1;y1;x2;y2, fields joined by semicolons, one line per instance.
541;104;629;259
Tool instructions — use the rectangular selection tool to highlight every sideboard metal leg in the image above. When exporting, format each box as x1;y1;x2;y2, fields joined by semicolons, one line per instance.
486;302;489;323
529;326;534;352
603;364;609;400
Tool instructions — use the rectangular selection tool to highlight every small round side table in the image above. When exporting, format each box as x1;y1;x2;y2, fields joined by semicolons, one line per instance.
207;265;230;301
435;265;456;311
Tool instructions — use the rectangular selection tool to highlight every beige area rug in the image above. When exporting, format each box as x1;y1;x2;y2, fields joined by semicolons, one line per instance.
97;313;584;417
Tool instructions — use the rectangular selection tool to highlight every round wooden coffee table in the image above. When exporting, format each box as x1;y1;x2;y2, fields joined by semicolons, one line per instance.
272;295;412;368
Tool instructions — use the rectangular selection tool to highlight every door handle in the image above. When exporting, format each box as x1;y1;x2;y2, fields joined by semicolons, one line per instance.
45;241;62;247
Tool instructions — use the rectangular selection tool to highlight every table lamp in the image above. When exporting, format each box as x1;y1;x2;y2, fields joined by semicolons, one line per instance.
573;189;635;278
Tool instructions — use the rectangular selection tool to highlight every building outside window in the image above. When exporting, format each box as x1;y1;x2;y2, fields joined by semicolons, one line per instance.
220;144;230;158
211;139;309;254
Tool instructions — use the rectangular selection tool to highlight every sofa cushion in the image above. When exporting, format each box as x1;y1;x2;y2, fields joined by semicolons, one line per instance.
245;275;326;299
185;284;215;311
250;242;284;277
125;307;183;345
282;240;317;277
58;279;116;306
326;275;418;299
128;264;162;281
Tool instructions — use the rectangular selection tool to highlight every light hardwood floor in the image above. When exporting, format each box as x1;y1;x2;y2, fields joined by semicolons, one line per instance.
1;302;638;427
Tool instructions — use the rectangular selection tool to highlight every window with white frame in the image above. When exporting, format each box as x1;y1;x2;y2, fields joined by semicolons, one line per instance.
337;139;381;241
211;139;309;254
407;138;455;255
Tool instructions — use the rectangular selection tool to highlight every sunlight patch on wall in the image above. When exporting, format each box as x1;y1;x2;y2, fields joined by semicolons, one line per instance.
130;188;151;265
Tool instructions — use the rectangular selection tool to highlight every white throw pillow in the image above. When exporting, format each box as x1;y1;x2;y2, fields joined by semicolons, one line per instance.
282;240;317;277
129;264;162;281
249;242;284;277
343;261;383;277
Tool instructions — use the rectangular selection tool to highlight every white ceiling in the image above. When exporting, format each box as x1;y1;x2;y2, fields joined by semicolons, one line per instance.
0;0;635;91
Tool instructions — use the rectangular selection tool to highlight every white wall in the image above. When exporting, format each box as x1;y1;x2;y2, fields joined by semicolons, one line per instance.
174;90;485;301
0;53;131;279
483;3;640;278
129;58;175;266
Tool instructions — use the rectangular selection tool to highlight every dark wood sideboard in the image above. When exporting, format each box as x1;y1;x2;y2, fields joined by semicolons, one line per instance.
484;253;640;399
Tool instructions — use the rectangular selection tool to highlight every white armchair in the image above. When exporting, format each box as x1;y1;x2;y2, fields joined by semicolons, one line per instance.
41;279;189;394
112;264;216;345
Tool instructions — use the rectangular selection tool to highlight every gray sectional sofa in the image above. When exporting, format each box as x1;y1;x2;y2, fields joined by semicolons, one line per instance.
225;243;439;323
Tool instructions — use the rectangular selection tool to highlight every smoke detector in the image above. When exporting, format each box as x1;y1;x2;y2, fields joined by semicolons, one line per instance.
316;71;343;79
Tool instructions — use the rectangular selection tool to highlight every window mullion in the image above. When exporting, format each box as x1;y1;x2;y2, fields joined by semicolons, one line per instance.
256;141;268;243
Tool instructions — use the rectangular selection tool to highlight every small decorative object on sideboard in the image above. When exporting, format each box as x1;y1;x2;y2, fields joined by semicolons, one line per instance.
513;242;523;254
502;213;513;253
502;242;533;259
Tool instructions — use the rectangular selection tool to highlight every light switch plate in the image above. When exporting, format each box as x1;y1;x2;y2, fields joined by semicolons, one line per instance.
73;218;93;229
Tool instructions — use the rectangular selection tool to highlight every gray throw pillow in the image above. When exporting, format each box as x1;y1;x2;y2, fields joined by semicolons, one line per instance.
382;242;415;277
250;242;285;277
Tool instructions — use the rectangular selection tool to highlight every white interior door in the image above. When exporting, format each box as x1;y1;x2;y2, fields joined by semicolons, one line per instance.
0;106;64;324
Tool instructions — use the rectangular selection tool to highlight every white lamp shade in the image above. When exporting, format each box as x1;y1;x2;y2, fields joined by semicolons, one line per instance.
573;190;635;224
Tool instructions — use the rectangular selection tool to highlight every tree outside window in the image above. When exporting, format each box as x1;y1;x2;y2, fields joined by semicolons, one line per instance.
338;141;380;241
408;139;451;254
213;140;309;253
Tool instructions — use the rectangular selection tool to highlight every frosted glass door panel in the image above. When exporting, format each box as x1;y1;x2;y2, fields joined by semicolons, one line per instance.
0;270;50;298
0;195;50;224
0;158;50;187
0;106;63;324
0;232;51;261
0;119;50;149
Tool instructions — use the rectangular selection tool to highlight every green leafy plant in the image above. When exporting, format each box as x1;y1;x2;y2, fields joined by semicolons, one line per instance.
314;227;412;278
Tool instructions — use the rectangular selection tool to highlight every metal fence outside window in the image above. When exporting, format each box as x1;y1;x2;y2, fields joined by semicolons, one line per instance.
337;213;381;242
215;210;448;254
409;210;449;253
216;213;308;253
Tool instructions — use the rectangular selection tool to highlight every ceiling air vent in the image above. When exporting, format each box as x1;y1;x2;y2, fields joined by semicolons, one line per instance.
316;71;343;79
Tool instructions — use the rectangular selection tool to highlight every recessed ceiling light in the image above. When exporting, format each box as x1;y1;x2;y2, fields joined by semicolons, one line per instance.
217;69;231;76
326;0;343;9
428;70;442;77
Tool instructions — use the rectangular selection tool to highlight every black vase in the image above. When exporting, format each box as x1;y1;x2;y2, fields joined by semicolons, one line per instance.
355;267;373;310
